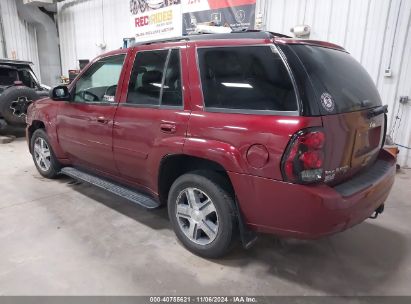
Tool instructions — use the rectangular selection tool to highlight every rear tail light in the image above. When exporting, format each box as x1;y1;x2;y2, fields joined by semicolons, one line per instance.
281;128;326;184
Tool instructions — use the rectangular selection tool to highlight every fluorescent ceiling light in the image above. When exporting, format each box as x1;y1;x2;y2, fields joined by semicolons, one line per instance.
222;82;253;88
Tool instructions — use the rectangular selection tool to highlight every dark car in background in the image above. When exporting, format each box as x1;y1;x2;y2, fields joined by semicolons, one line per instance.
0;59;49;129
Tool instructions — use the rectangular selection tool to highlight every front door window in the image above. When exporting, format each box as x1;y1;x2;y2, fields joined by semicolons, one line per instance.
73;54;125;103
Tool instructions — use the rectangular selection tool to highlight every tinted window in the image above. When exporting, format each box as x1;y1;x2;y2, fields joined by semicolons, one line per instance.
18;69;37;88
73;54;125;103
0;68;18;85
290;45;381;114
197;46;297;112
162;49;183;107
127;50;168;106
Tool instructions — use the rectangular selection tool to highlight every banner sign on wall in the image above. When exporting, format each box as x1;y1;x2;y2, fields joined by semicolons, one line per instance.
182;0;256;35
129;0;183;42
129;0;256;42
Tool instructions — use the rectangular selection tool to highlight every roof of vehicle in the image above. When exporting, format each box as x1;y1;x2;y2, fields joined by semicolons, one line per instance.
96;30;346;61
130;30;346;51
0;59;33;66
132;30;288;46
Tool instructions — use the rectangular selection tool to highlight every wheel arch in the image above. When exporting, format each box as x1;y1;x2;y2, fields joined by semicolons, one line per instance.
28;120;46;153
157;154;235;206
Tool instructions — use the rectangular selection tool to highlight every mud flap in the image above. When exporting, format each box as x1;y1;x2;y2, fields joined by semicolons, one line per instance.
234;198;258;249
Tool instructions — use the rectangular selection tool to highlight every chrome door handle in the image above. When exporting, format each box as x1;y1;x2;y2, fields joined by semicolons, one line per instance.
160;123;176;134
96;116;109;124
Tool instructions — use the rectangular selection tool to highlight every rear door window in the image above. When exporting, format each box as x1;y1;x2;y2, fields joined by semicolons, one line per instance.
127;49;183;107
289;45;382;114
127;50;168;106
197;45;297;113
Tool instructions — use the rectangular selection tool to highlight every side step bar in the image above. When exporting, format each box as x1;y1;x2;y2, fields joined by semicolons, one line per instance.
60;167;160;209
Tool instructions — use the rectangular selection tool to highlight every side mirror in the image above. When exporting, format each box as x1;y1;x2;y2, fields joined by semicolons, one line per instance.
51;85;70;101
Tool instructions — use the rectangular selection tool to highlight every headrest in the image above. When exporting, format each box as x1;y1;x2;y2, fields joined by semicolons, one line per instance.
142;70;162;86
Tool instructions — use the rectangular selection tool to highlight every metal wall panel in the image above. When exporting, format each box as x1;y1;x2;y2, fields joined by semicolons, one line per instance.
0;0;41;79
259;0;411;167
57;0;131;74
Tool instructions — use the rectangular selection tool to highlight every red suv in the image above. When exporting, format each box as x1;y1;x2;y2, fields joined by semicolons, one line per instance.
27;31;396;258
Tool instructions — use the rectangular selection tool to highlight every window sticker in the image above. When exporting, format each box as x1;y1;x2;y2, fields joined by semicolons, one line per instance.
320;92;335;112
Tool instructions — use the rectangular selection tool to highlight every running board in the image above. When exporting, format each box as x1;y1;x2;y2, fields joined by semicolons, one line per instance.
60;167;160;209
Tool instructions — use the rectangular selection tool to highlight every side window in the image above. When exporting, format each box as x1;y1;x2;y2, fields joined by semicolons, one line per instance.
197;46;297;112
127;49;183;107
18;70;37;88
73;54;125;103
162;49;183;107
127;50;168;106
0;68;18;85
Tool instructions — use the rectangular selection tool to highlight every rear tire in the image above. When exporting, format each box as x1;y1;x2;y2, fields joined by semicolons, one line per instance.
168;171;237;258
30;129;60;179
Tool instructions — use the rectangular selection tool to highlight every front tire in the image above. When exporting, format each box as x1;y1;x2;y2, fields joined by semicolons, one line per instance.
30;129;60;179
168;171;237;258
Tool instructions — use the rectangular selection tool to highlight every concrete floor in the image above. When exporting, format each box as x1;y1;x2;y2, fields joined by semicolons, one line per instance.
1;136;411;296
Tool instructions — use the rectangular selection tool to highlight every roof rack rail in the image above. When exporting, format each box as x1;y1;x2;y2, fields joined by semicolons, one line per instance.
131;30;291;47
231;29;292;39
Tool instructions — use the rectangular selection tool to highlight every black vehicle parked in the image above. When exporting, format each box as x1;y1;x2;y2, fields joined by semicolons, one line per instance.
0;59;49;129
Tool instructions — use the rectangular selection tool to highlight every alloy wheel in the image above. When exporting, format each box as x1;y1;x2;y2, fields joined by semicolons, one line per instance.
33;137;51;172
175;187;219;245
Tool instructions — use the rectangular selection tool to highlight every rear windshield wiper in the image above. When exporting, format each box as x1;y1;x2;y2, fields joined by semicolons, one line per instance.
368;105;388;118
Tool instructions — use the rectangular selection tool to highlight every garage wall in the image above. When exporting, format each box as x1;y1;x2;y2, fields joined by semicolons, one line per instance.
0;0;41;80
57;0;132;75
257;0;411;167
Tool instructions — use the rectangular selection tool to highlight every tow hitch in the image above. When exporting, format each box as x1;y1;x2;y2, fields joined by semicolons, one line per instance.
369;204;384;219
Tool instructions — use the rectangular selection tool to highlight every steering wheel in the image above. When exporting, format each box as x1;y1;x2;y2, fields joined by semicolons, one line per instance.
104;85;117;97
75;89;99;102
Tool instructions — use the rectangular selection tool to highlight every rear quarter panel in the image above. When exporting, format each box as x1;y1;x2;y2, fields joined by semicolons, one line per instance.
184;40;323;179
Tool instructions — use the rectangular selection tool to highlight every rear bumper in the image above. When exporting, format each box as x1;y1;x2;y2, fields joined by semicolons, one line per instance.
229;149;396;239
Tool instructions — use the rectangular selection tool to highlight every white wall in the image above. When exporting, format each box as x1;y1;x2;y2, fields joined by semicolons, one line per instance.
57;0;132;74
258;0;411;167
0;0;41;80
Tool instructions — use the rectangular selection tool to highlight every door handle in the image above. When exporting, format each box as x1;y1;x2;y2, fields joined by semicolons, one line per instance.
96;116;109;124
160;123;176;134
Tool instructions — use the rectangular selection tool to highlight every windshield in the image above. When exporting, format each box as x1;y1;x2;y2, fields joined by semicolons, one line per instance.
290;45;382;114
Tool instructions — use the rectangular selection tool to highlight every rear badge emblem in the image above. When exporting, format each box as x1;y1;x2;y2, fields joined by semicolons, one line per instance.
320;92;335;112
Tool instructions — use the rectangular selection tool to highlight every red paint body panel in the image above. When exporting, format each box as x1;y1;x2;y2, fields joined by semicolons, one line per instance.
26;33;396;240
230;150;395;237
112;107;190;191
184;112;322;179
56;102;118;173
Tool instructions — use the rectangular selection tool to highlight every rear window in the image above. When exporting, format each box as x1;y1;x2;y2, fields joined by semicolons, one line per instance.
197;46;297;113
290;45;381;114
